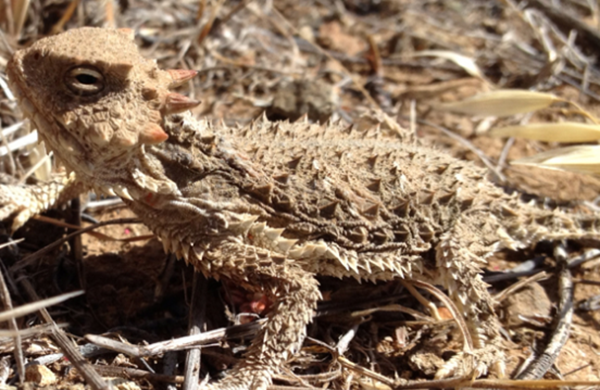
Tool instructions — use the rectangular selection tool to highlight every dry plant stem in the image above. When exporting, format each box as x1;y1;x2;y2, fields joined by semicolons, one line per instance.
277;360;342;387
366;35;382;76
394;377;474;389
337;356;396;388
565;248;600;268
350;303;435;322
562;99;599;124
197;0;226;45
496;137;515;173
104;0;115;28
183;272;208;390
527;0;600;49
0;123;16;176
212;0;253;31
0;264;24;383
0;290;82;322
17;151;52;185
31;214;151;242
50;0;81;34
10;0;30;37
9;217;141;273
562;363;592;377
493;271;549;303
0;322;67;338
68;197;84;288
18;277;109;390
85;320;265;357
93;365;185;384
195;0;207;22
400;280;441;321
335;324;358;355
410;280;474;354
516;245;573;379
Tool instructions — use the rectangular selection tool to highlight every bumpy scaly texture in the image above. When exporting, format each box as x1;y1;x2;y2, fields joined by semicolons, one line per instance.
5;27;600;389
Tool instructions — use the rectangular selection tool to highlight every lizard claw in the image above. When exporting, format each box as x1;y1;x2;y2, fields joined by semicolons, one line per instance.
435;345;506;380
0;184;41;231
0;173;84;232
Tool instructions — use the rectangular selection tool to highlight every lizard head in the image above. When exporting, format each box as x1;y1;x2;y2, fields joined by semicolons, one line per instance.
7;27;199;197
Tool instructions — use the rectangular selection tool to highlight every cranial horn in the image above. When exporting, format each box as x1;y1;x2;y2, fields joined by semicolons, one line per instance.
167;69;199;88
163;92;201;114
139;123;169;145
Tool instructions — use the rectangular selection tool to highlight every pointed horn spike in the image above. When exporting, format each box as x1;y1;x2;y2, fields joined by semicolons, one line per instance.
181;243;190;260
277;238;298;253
161;237;171;253
113;186;133;200
171;240;180;256
163;93;201;114
236;215;260;234
251;222;267;234
167;69;199;89
104;187;117;197
139;123;169;145
265;228;285;241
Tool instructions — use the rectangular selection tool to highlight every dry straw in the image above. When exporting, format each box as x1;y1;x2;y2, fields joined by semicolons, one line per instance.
489;122;600;142
442;89;600;174
512;145;600;175
437;90;560;117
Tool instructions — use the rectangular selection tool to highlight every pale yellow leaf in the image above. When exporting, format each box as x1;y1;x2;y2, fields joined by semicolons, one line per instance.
512;145;600;175
489;122;600;142
437;90;559;117
411;50;483;79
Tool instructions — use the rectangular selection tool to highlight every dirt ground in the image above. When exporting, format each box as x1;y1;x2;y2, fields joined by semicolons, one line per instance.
1;0;600;388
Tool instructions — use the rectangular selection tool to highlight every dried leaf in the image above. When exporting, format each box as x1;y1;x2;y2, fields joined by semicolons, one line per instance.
411;50;483;79
489;122;600;142
437;90;559;117
512;145;600;175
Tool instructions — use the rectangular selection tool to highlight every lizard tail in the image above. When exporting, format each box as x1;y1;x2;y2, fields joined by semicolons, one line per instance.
496;200;600;250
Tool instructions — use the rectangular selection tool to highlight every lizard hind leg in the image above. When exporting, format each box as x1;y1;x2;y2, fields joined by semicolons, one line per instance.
431;228;506;380
202;242;321;390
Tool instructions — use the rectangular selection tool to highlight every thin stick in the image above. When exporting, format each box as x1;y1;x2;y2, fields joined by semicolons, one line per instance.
516;245;573;379
182;273;208;390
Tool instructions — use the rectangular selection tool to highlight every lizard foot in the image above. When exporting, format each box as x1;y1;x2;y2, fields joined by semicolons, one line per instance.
204;366;273;390
434;345;506;380
0;173;84;232
0;184;42;231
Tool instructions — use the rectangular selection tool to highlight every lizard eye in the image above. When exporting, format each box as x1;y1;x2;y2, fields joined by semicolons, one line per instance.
65;67;105;96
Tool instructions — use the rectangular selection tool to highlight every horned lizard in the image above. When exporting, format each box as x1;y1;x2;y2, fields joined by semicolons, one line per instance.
3;27;600;389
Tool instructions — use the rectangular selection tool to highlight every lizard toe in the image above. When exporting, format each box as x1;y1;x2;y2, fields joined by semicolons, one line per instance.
434;346;506;380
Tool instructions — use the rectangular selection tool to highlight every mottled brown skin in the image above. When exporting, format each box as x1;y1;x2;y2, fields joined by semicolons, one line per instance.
4;27;600;389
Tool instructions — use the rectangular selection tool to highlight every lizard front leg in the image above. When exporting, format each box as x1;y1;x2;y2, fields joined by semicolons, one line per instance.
0;172;86;231
200;241;321;390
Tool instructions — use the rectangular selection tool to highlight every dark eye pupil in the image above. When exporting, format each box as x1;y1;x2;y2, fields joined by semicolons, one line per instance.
76;74;97;84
